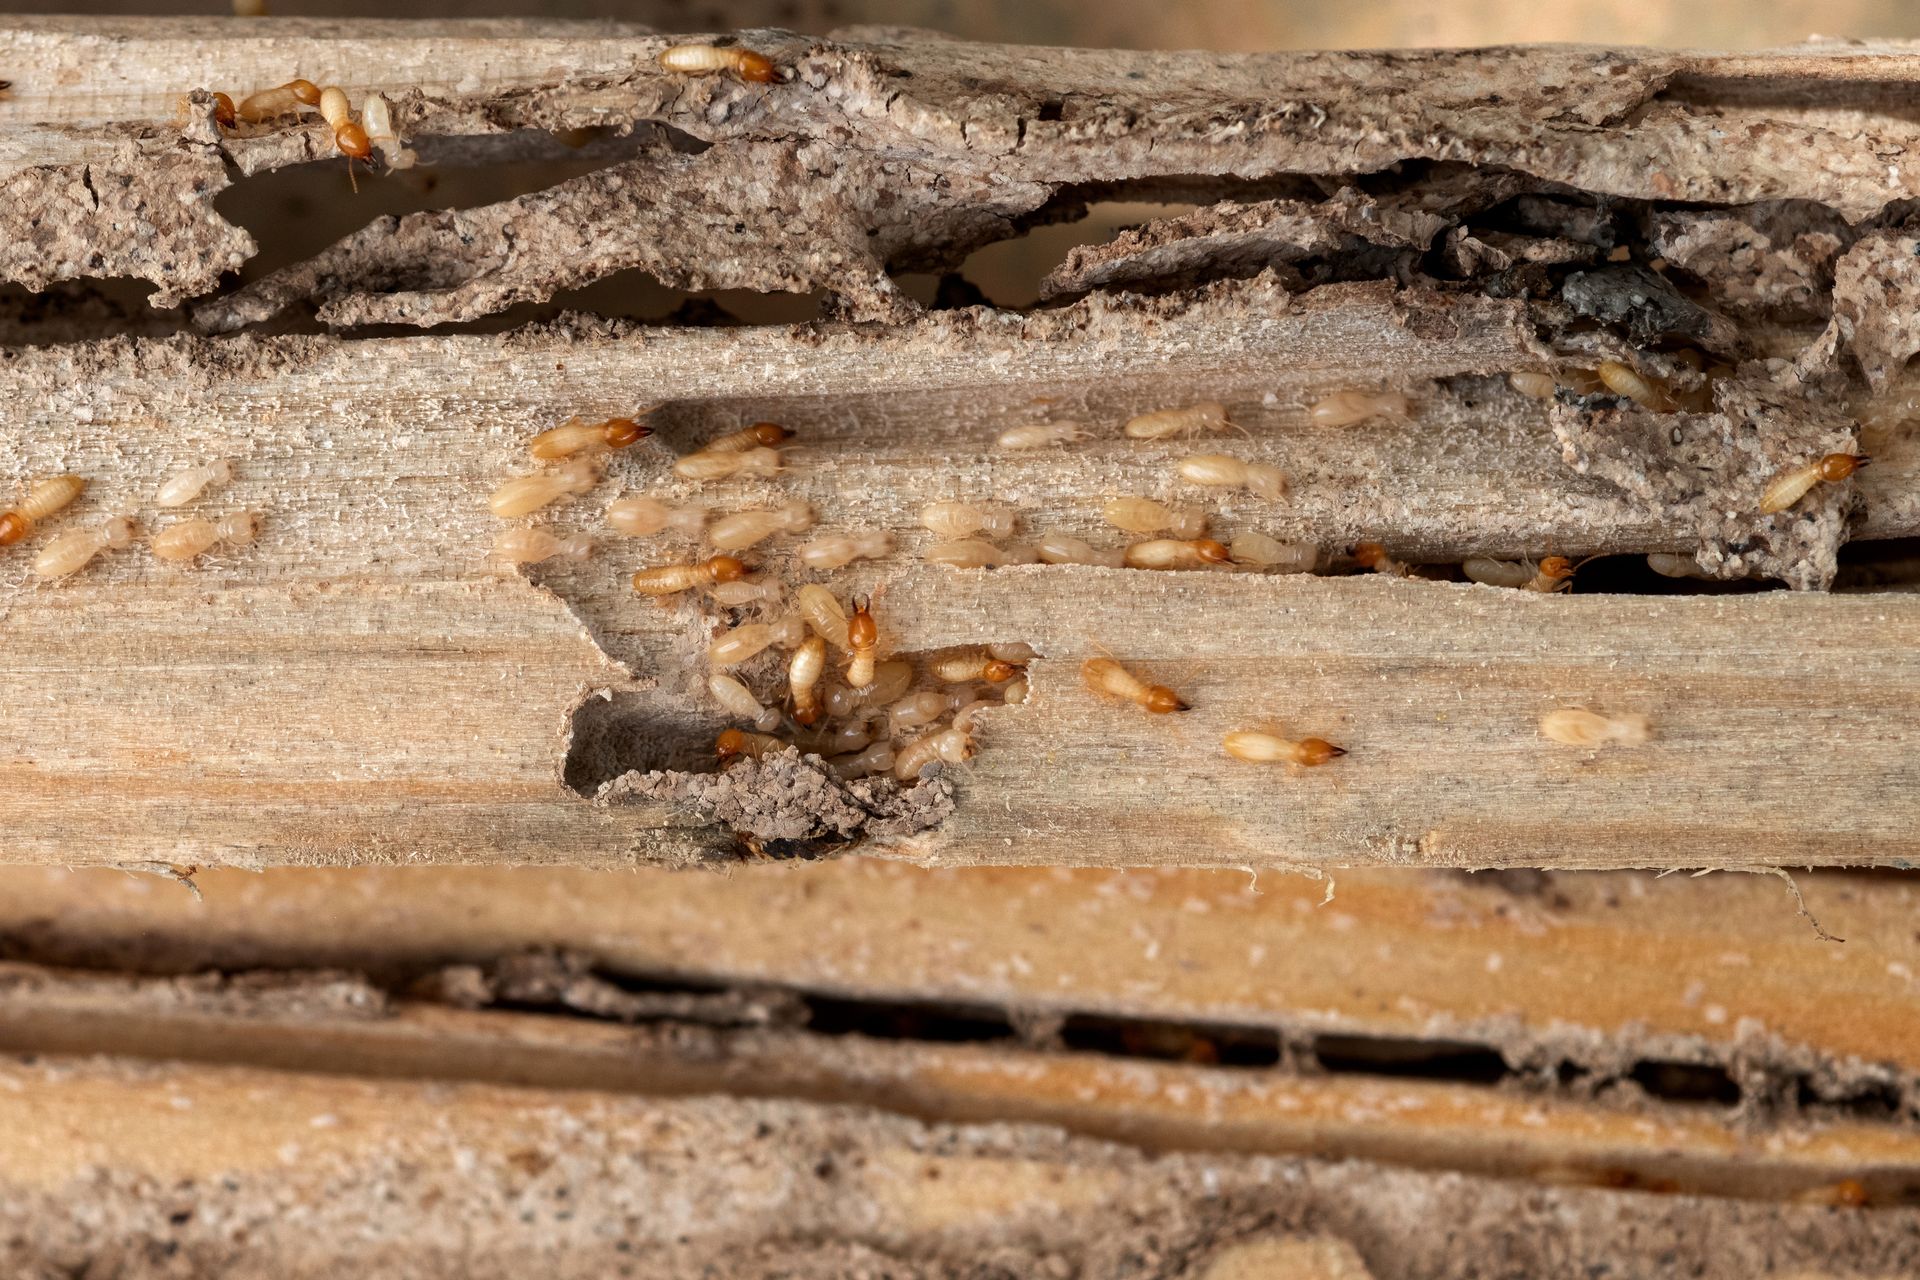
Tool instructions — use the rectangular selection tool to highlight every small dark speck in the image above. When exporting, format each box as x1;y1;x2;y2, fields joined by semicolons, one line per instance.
1127;70;1145;80
733;222;746;233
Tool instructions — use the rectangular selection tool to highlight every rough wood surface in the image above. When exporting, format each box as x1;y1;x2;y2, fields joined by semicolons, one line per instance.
5;21;1920;869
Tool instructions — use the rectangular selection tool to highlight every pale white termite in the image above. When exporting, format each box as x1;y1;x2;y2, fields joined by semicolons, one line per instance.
996;422;1088;450
606;496;707;538
151;511;261;562
887;691;950;735
825;660;911;716
1462;556;1578;593
846;599;880;689
794;584;852;650
490;458;599;517
1035;534;1125;568
672;446;782;482
1222;730;1347;766
704;422;793;453
492;527;592;565
1173;454;1288;500
707;499;813;551
530;416;651;461
0;475;86;546
1509;372;1559;401
1002;676;1030;705
1123;402;1234;440
360;92;418;170
1595;360;1672;412
707;578;782;607
1229;532;1317;573
924;539;1034;569
34;516;135;579
893;726;973;780
1646;552;1712;579
989;642;1035;662
830;743;895;781
709;622;778;668
630;554;747;597
1123;538;1232;570
930;650;1022;684
659;43;777;82
1309;389;1411;427
768;615;809;649
1103;496;1206;539
1539;708;1653;748
921;500;1018;540
796;530;893;571
156;460;234;508
1759;453;1869;515
789;634;828;726
708;673;782;732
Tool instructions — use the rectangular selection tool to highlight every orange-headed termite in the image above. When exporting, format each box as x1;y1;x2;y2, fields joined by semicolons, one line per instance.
996;422;1088;450
1124;402;1234;440
789;634;828;726
924;538;1032;569
607;495;706;538
530;416;653;461
360;92;417;171
1509;372;1559;400
707;499;812;551
210;92;237;128
34;516;134;579
0;475;86;547
1036;534;1125;568
492;527;592;565
316;85;371;161
921;500;1017;540
659;43;777;83
705;421;793;453
673;446;782;482
156;459;233;508
794;583;851;649
1082;656;1187;714
1223;730;1346;766
796;530;893;571
151;511;261;562
931;649;1022;684
1463;556;1579;592
1539;708;1652;748
1123;538;1231;570
846;598;880;689
893;726;973;780
1174;454;1288;500
1229;532;1317;572
1309;389;1411;426
1103;496;1206;539
1759;452;1869;515
631;554;747;597
235;78;320;123
1352;541;1411;577
708;673;782;732
490;457;599;518
1596;360;1672;411
715;728;786;766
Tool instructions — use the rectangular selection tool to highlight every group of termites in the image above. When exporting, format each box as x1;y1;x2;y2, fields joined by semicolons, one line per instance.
0;464;258;579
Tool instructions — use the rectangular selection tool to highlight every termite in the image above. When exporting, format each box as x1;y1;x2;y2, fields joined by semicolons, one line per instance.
1539;708;1652;748
830;742;896;780
0;475;86;546
709;622;779;668
825;659;912;715
1352;541;1411;577
631;554;747;597
316;85;371;162
607;496;706;538
921;500;1017;540
1463;556;1579;592
794;584;851;649
707;499;813;551
33;516;134;579
704;421;793;453
716;728;787;766
1003;675;1030;705
708;673;782;732
489;457;599;517
796;530;893;571
845;598;881;689
156;459;234;508
1123;402;1235;440
1081;656;1188;714
996;422;1088;450
210;92;237;128
492;527;592;565
1173;454;1288;500
672;446;782;482
707;578;781;607
813;711;879;755
1222;731;1347;766
990;642;1035;662
1103;496;1206;539
893;726;974;780
1123;538;1232;570
151;511;261;562
931;650;1022;684
1309;389;1411;427
1758;452;1869;515
888;691;950;734
1595;360;1672;412
788;634;828;726
1036;534;1125;568
529;416;653;461
659;43;777;83
360;92;417;171
924;538;1030;569
1229;532;1317;572
1646;552;1712;579
235;78;320;123
1509;372;1559;400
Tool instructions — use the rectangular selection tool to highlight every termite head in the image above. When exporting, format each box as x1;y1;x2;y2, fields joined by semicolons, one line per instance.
1819;453;1870;481
793;704;824;727
748;422;794;447
982;659;1019;683
289;79;322;107
604;418;653;449
1539;555;1576;584
708;555;748;583
848;599;878;649
1194;539;1232;565
1297;738;1347;766
715;728;747;764
1144;685;1190;715
211;92;237;128
335;122;372;160
1353;541;1386;569
735;50;778;83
